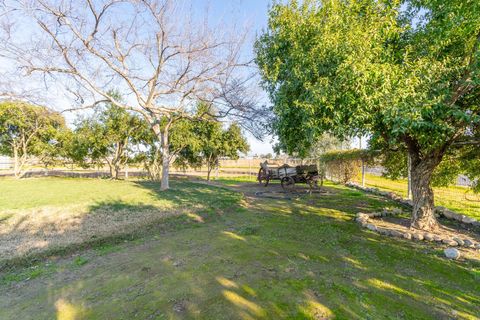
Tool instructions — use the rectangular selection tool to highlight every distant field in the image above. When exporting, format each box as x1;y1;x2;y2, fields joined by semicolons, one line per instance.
353;174;480;220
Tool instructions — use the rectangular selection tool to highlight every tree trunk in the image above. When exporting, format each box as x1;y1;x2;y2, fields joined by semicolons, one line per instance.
410;155;440;231
106;159;115;179
160;130;170;190
114;164;120;179
207;164;212;181
13;147;20;178
161;145;169;190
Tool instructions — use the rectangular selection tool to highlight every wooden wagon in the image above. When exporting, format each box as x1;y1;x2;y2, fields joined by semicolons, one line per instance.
257;161;320;191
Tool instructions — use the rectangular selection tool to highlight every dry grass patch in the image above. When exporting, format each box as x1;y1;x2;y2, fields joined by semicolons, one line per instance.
0;177;242;265
0;204;180;261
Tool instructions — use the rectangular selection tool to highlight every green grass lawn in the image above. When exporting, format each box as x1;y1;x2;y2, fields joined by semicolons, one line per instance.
0;177;479;319
354;174;480;220
0;177;241;263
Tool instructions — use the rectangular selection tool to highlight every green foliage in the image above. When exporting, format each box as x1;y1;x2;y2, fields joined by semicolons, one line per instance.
72;256;89;267
255;0;480;187
319;149;376;164
68;96;149;178
175;104;249;180
0;101;67;175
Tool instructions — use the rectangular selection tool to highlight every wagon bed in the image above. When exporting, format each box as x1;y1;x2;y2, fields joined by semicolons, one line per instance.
257;162;319;191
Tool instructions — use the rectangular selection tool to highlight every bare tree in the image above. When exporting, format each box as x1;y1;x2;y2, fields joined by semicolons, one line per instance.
3;0;264;189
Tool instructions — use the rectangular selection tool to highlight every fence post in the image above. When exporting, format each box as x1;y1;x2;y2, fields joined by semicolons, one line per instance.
407;153;412;200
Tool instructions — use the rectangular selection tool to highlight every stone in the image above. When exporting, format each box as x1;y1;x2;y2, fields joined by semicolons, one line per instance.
391;208;402;215
376;227;389;235
461;216;477;224
433;235;443;242
442;239;458;246
356;217;368;223
356;213;369;219
412;233;424;241
424;233;434;241
390;230;403;238
444;248;460;260
453;238;464;246
455;214;466;222
463;239;475;248
472;221;480;227
434;206;446;214
442;210;456;220
366;224;377;232
475;243;480;250
403;232;412;240
392;195;402;201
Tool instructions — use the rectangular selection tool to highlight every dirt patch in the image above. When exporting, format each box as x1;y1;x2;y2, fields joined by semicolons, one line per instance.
369;215;480;259
204;180;338;200
0;204;182;264
376;216;480;241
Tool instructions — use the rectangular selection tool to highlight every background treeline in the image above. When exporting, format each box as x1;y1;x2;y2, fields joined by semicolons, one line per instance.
0;100;248;180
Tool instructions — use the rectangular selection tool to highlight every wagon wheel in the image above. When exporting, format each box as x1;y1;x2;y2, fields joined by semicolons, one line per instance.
257;168;270;187
281;176;295;191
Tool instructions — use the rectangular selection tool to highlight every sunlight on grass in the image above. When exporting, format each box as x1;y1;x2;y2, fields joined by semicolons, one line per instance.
222;290;266;317
222;231;246;241
0;178;479;319
216;276;239;289
186;212;204;223
55;299;86;320
299;290;334;319
367;278;419;299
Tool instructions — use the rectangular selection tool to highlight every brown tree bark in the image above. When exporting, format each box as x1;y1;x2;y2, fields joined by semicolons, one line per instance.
159;126;170;190
409;151;443;231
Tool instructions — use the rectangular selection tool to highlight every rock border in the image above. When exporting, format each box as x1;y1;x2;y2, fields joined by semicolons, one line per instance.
346;182;480;227
355;209;480;250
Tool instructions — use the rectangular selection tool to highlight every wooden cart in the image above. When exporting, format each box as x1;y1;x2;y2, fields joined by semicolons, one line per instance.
257;162;320;191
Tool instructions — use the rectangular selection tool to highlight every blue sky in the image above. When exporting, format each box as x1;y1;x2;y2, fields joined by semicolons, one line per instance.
2;0;275;155
192;0;275;155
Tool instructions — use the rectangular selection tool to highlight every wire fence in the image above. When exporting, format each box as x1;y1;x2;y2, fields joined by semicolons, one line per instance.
351;169;480;218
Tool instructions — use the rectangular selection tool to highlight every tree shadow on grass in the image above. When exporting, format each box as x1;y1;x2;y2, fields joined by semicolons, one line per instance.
0;180;245;269
1;180;479;319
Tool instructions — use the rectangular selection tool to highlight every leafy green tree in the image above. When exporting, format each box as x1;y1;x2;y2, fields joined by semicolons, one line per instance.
0;101;66;177
36;126;73;170
176;108;249;181
255;0;480;230
136;117;199;181
71;103;148;179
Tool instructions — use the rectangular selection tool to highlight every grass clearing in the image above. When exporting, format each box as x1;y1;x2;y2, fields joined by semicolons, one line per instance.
0;177;479;319
354;173;480;219
0;177;242;265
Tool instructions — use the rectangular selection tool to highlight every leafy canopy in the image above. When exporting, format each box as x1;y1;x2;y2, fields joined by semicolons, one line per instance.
255;0;480;158
0;101;66;157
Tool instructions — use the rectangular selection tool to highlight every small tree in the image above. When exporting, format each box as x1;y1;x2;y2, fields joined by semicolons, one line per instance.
177;118;249;181
71;103;148;179
0;101;66;177
137;117;199;181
